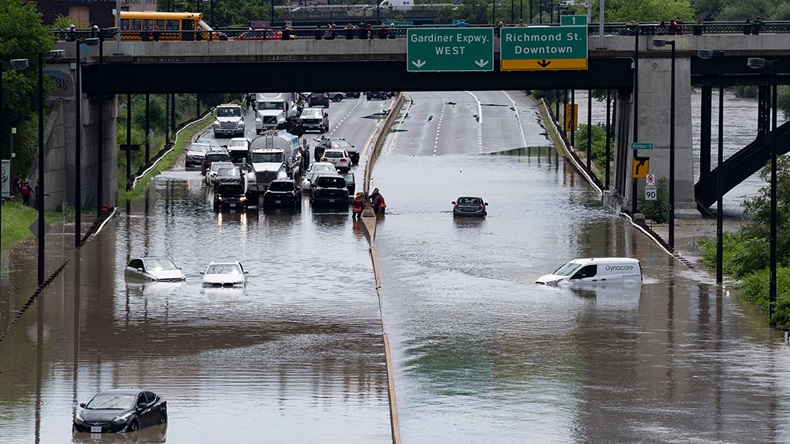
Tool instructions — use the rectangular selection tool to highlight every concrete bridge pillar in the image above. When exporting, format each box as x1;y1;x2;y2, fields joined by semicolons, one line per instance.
35;87;117;212
612;54;696;217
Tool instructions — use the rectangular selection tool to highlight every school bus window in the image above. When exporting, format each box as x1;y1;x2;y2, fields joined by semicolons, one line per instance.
143;19;153;30
182;20;194;30
131;19;142;30
166;20;179;31
155;20;164;30
121;19;130;31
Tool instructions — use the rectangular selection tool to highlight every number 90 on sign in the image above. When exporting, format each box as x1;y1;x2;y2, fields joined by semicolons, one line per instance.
644;184;657;201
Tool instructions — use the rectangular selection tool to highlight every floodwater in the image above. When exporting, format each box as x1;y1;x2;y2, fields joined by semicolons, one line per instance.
372;151;790;443
2;90;789;443
0;174;392;443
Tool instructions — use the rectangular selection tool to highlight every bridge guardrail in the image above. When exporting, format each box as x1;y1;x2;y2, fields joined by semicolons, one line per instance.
52;21;790;42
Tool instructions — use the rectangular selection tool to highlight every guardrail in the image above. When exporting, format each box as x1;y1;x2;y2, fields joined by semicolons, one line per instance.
51;21;790;42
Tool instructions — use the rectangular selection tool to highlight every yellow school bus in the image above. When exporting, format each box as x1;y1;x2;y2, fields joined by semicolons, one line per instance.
117;12;226;41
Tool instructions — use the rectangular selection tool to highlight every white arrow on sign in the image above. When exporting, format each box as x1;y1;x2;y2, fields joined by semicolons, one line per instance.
475;59;489;68
411;60;426;68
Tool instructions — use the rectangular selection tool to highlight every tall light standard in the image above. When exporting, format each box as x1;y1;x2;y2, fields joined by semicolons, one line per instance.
1;58;29;253
38;49;65;285
698;49;725;284
97;29;105;218
653;39;676;248
74;37;99;248
747;57;778;321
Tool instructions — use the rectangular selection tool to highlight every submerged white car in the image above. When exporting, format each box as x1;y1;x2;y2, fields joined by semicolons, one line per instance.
125;257;185;282
201;261;248;287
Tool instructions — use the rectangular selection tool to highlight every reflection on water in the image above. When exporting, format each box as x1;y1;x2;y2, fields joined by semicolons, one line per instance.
373;150;790;443
72;424;167;444
0;170;391;443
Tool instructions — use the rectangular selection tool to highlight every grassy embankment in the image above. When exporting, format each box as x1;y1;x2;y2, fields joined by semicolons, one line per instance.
1;111;214;251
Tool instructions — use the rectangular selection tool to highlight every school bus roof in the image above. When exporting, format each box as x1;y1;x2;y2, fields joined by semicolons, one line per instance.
119;11;205;20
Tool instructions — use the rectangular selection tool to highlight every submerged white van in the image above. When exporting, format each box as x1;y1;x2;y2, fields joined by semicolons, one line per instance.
536;257;642;285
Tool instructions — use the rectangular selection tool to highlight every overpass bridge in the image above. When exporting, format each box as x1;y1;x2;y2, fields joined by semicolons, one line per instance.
43;31;790;217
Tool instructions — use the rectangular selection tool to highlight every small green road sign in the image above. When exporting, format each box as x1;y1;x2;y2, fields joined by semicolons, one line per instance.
631;142;654;150
500;25;588;71
407;28;494;72
561;15;588;26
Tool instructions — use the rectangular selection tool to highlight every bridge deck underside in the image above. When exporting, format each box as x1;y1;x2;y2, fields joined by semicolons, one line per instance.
80;58;635;94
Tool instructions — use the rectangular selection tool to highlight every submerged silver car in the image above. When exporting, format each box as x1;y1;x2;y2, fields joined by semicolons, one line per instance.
125;257;185;282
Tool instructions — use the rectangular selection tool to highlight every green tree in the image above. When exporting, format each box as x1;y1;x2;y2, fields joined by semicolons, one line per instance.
717;0;780;21
692;0;723;21
435;0;489;24
738;155;790;270
0;0;56;166
589;0;695;22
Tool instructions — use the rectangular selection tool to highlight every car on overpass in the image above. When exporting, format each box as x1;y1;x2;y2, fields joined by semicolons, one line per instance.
230;29;285;40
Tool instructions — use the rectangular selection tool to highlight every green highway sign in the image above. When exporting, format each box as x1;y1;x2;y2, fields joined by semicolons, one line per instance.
631;142;654;150
500;23;588;71
407;28;494;72
561;15;588;26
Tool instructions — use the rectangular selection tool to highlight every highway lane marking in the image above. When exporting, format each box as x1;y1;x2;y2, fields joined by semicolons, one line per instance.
327;96;362;137
361;96;396;159
386;94;414;156
502;90;528;148
465;91;483;151
433;93;446;156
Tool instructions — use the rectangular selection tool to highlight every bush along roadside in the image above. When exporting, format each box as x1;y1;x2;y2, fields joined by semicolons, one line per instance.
699;156;790;328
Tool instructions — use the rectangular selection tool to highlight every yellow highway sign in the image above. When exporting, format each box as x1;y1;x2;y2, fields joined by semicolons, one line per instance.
631;157;649;179
500;58;588;71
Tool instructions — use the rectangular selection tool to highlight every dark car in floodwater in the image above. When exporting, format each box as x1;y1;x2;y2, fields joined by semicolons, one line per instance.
452;196;488;217
73;389;167;433
310;174;349;208
213;181;249;211
263;179;301;209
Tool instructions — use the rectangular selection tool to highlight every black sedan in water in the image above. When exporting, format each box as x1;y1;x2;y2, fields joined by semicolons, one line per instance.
73;389;167;433
452;196;488;217
263;179;301;209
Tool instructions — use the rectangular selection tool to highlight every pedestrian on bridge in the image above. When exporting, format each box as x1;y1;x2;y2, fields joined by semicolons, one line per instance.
692;18;703;35
751;17;765;35
344;23;355;40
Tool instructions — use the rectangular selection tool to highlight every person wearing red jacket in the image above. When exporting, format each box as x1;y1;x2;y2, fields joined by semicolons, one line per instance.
370;188;386;215
352;192;365;219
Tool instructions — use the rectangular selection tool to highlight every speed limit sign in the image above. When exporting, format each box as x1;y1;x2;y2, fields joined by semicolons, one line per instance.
645;184;657;201
645;174;655;186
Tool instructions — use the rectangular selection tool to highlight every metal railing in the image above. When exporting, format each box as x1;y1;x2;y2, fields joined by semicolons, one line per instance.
51;21;790;42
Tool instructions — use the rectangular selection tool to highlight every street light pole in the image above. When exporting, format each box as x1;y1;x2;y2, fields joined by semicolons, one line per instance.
97;31;105;217
698;49;726;283
653;39;676;248
38;50;45;286
38;50;65;285
748;58;779;320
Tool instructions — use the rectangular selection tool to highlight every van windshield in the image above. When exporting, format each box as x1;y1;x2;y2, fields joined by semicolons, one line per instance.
553;262;582;276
